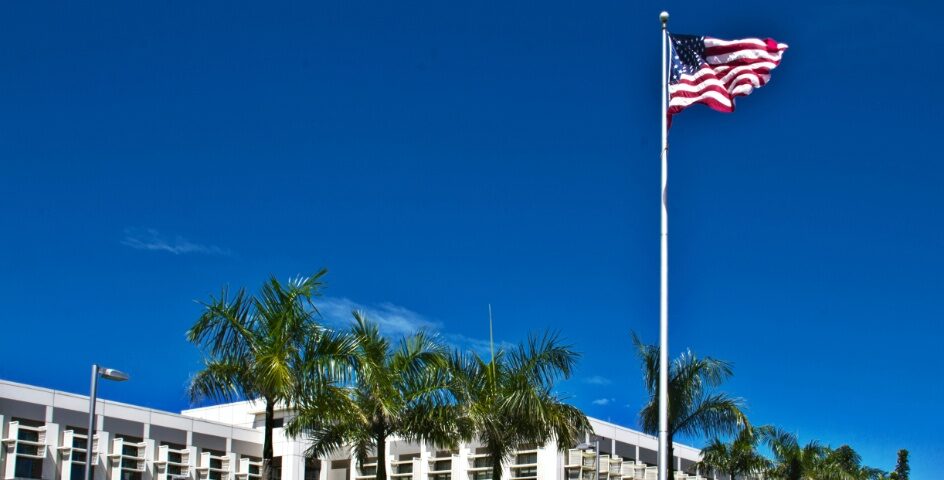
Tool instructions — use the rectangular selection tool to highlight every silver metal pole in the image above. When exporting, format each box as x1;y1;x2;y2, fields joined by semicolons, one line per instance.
657;11;670;480
85;365;100;480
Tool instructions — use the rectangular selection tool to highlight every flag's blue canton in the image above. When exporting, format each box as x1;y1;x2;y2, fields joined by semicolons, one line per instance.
669;34;706;84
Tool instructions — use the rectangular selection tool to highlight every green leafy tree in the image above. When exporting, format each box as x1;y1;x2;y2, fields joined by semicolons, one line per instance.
762;428;838;480
287;312;461;480
187;270;357;480
450;333;591;480
632;333;747;478
698;426;772;480
890;449;909;480
821;445;884;480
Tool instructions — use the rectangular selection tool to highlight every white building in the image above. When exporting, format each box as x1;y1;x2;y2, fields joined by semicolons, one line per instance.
1;379;707;480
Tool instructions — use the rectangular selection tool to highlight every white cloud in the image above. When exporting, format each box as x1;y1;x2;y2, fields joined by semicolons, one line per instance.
318;297;440;337
584;375;612;385
592;398;616;406
121;228;231;256
317;297;512;356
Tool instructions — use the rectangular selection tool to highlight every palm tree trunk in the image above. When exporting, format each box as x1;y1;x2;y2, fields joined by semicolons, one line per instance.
263;398;275;480
375;425;387;480
489;444;502;480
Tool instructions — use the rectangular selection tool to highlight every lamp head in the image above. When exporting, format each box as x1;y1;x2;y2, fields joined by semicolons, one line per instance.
100;368;129;382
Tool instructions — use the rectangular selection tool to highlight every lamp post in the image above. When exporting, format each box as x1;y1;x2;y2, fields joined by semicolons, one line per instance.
575;441;600;480
84;365;129;480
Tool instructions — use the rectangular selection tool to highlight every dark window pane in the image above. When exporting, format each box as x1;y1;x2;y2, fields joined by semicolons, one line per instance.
16;443;41;455
15;457;43;479
74;437;89;450
516;454;536;465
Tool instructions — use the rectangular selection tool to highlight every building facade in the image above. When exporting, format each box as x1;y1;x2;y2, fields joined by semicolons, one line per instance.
1;380;707;480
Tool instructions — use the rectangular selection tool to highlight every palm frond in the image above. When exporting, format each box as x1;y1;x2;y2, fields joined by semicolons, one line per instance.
188;287;258;359
188;358;252;403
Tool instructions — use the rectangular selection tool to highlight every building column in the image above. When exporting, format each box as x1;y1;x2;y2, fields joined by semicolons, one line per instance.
383;438;392;480
144;424;156;480
318;457;329;480
43;406;59;480
185;446;199;480
2;416;15;480
280;439;305;480
94;431;110;480
452;443;466;480
538;439;557;480
418;441;428;480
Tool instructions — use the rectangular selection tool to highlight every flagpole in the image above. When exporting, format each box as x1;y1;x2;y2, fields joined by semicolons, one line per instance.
658;10;670;480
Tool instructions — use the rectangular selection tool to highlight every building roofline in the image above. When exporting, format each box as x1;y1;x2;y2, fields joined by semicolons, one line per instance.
0;378;261;436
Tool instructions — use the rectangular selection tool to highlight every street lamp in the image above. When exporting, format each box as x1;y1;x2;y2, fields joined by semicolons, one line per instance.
84;365;129;480
575;441;600;480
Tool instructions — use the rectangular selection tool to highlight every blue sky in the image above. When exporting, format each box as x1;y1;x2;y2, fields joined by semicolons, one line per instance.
1;0;940;476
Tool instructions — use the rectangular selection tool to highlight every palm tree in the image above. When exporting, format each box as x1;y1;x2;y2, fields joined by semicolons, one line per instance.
632;333;747;478
762;428;828;480
187;270;357;480
287;312;462;480
821;445;884;480
763;430;884;480
449;332;591;480
698;426;772;480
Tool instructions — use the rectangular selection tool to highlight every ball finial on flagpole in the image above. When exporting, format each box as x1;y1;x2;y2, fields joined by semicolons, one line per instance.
660;11;669;25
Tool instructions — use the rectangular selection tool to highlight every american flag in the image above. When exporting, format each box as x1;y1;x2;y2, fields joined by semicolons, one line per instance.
668;34;787;122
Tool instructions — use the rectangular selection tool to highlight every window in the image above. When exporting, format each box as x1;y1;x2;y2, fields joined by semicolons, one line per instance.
15;457;43;479
18;428;40;442
514;467;537;478
271;457;282;480
71;463;85;480
471;472;491;480
74;436;89;451
516;454;536;465
304;458;320;480
13;420;44;480
473;457;492;469
16;441;41;456
208;460;222;480
121;471;143;480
